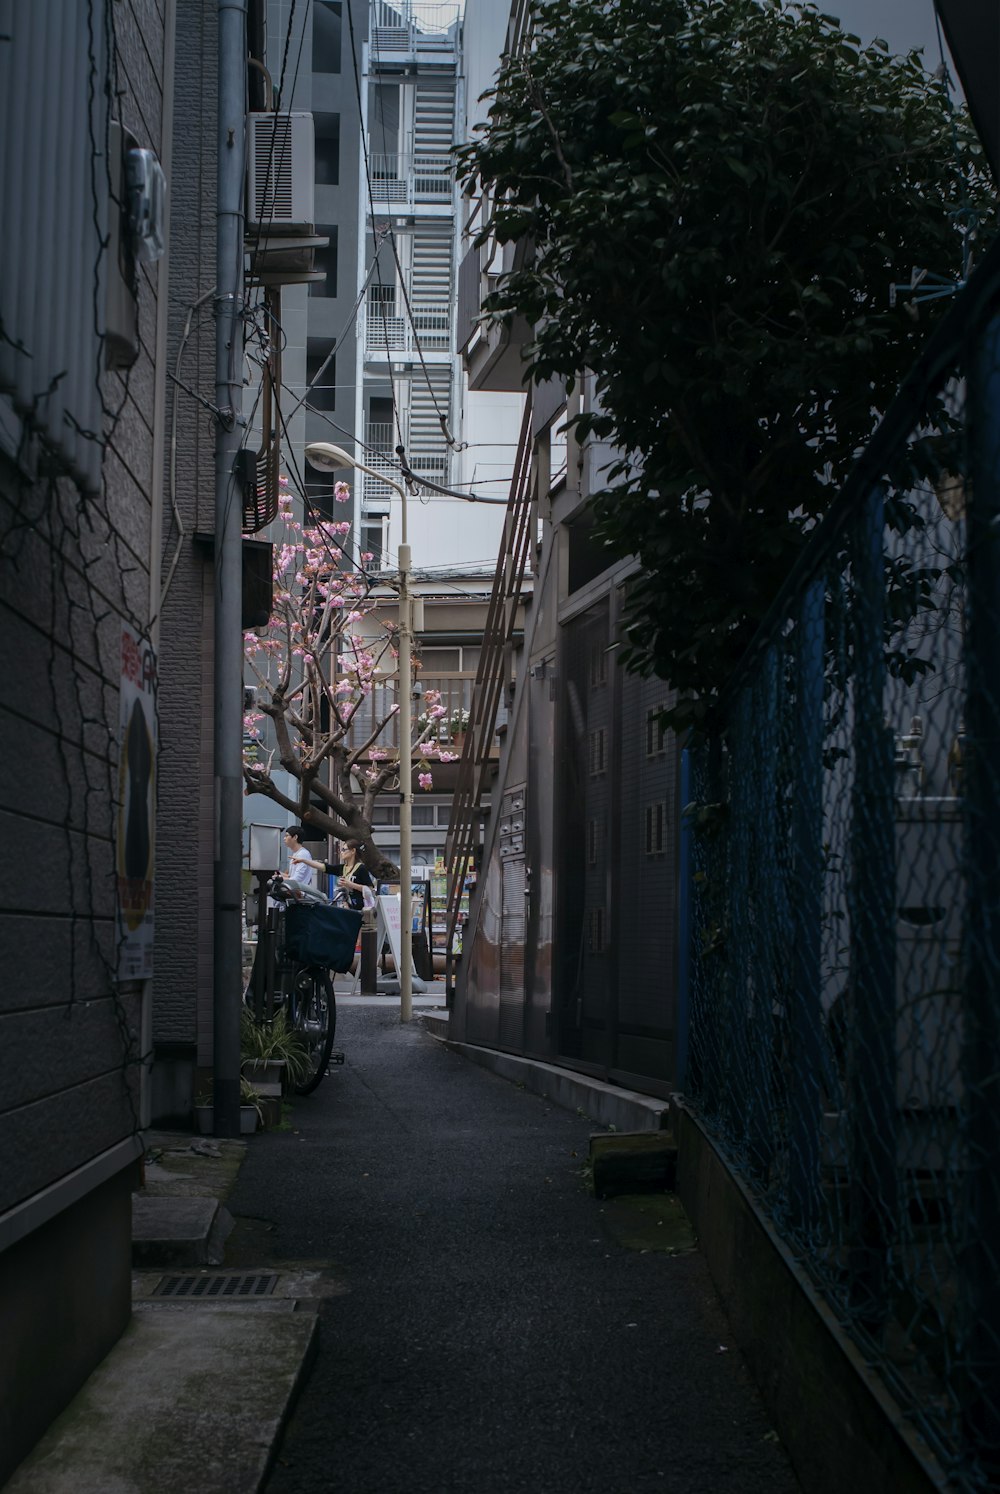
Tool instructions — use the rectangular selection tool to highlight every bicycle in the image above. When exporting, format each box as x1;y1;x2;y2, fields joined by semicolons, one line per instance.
246;875;362;1094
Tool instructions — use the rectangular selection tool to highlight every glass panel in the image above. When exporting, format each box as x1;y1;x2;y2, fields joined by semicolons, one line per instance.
305;340;336;412
314;114;341;186
421;647;461;670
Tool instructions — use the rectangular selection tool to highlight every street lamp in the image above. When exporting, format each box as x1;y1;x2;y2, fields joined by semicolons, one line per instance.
304;440;414;1023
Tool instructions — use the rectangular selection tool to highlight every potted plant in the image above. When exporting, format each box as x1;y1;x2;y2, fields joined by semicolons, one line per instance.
240;1079;264;1134
240;1007;312;1093
447;707;470;747
193;1078;263;1135
194;1091;214;1135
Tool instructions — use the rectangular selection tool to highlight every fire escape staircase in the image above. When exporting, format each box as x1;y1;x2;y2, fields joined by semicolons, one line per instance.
443;397;534;991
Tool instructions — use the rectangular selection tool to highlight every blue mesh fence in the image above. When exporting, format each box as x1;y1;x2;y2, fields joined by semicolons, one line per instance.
685;240;1000;1489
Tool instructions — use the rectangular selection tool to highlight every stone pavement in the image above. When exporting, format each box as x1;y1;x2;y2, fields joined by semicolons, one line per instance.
229;1001;803;1494
6;998;803;1492
6;1131;321;1494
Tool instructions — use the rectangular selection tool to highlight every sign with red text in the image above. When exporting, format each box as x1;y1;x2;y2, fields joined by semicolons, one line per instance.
116;626;157;979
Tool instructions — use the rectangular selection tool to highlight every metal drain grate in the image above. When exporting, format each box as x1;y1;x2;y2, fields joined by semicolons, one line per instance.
153;1272;279;1299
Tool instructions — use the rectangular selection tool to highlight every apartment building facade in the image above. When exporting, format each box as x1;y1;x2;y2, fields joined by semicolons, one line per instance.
0;0;169;1475
242;0;523;880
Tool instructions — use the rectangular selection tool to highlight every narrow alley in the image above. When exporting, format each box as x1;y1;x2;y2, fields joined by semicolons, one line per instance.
229;1002;802;1494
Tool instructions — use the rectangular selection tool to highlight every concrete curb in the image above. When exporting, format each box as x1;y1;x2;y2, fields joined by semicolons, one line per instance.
421;1021;670;1132
6;1308;319;1494
6;1131;319;1492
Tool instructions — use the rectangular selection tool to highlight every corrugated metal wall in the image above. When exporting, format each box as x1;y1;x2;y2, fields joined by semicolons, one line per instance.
556;600;613;1067
552;591;680;1087
0;0;108;494
454;554;681;1091
614;668;678;1088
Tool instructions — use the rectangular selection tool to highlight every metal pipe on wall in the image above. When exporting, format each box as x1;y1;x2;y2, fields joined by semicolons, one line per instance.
212;0;247;1137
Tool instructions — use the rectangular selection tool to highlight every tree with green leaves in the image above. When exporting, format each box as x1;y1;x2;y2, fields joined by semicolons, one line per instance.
458;0;994;723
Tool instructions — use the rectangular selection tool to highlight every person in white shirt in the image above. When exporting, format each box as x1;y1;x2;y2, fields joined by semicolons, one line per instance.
282;825;324;888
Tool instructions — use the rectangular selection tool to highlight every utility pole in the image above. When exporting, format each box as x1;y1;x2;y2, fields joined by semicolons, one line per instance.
212;0;247;1135
398;537;413;1024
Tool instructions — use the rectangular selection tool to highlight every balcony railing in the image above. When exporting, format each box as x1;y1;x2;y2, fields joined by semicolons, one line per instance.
361;440;401;505
363;300;451;356
345;672;478;754
365;421;396;453
369;153;453;207
371;1;461;52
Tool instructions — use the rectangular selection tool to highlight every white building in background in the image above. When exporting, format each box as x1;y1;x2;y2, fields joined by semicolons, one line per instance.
250;0;525;869
260;0;522;571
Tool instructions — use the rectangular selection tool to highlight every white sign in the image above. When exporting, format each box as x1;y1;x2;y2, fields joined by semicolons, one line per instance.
116;626;157;979
375;895;426;992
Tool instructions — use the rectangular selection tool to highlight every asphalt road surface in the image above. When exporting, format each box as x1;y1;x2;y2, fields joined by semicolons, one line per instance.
228;1003;802;1494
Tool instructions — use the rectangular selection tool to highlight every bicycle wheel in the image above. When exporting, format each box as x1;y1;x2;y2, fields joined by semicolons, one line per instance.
288;966;335;1094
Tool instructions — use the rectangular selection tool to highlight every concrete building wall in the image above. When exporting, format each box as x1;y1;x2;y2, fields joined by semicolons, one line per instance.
0;0;167;1476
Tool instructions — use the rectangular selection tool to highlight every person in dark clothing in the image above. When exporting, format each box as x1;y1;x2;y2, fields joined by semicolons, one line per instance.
328;839;376;910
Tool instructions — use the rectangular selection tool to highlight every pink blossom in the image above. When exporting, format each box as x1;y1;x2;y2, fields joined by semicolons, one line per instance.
417;772;433;791
334;481;351;504
436;751;459;763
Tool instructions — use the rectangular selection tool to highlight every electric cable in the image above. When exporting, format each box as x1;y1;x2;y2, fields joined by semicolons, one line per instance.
346;0;405;452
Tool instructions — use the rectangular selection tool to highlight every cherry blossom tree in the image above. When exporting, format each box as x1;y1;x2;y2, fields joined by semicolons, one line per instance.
242;479;458;880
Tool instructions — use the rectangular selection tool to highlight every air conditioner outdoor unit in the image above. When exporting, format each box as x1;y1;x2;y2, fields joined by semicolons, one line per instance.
247;112;315;227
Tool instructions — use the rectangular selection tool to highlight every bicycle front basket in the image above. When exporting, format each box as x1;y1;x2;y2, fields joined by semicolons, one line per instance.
284;903;362;972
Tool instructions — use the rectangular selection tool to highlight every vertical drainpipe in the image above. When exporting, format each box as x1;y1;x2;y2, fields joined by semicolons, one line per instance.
144;0;177;1129
213;0;248;1137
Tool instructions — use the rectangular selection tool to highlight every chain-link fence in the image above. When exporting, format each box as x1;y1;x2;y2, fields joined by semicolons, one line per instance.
685;240;1000;1489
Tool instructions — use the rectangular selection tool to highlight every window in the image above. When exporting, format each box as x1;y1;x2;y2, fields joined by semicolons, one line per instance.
421;646;461;671
305;475;338;522
550;418;568;489
645;706;667;758
645;801;666;856
361;521;385;569
588;907;607;954
370;84;400;156
314;113;341;186
306;340;336;412
372;806;400;826
589;727;606;777
412;805;435;826
310;226;339;298
313;1;342;73
589;646;607;688
367;396;394;451
587;818;599;865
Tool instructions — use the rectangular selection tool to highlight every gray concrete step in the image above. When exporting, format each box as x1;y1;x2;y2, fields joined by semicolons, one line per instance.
131;1194;225;1267
5;1307;318;1494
